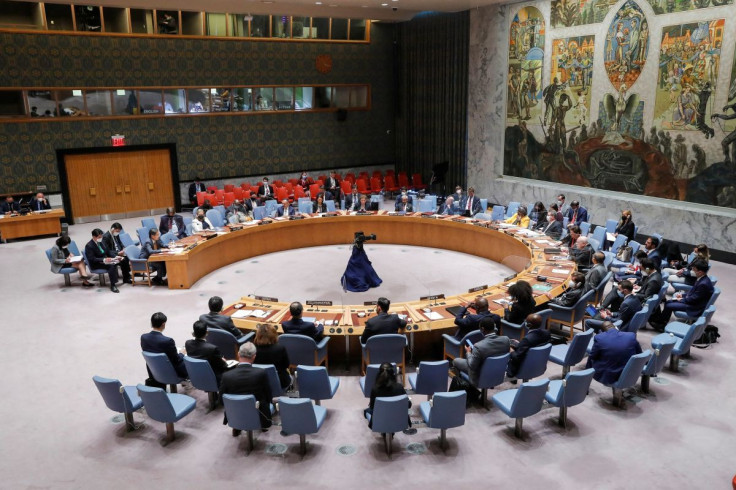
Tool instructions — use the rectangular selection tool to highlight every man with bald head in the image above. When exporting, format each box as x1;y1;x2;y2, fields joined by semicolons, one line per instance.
437;196;457;215
29;192;51;211
570;235;594;270
453;296;499;340
506;313;551;379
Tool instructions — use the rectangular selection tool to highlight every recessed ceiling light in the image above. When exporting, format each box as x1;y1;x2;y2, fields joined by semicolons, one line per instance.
381;2;388;5
315;1;321;3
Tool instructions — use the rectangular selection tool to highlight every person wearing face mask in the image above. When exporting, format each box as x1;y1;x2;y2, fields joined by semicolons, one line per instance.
634;258;663;303
585;280;642;333
555;194;567;215
452;185;464;203
140;228;167;286
84;228;121;293
297;171;312;191
649;260;713;331
257;177;274;202
50;235;93;287
613;210;635;243
345;184;361;211
227;199;251;223
548;202;563;222
536;211;562;239
505;205;531;228
544;272;585;308
102;223;132;284
529;201;547;224
359;297;407;344
191;209;213;232
569;236;594;271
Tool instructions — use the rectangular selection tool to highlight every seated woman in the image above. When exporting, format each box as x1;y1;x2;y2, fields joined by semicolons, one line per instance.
504;280;536;324
140;228;167;286
613;210;635;244
543;272;585;308
253;323;292;390
50;235;93;287
355;194;371;213
663;243;709;287
365;363;411;428
313;193;327;213
548;202;563;222
529;201;547;225
191;208;213;232
504;205;530;228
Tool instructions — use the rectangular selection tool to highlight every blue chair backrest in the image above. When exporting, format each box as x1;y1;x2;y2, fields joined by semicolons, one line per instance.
588;237;600;252
364;334;407;364
461;330;485;347
559;368;595;407
612;350;652;389
603;252;615;269
702;305;716;325
253;364;285;397
278;334;318;365
45;248;53;263
141;217;156;230
474;213;492;220
564;329;594;365
705;287;720;311
605;219;617;234
417;199;434;213
119;232;135;248
142;351;181;385
185;223;193;236
643;296;658;323
325;200;336;212
222;394;262;431
298;197;311;205
160;231;176;246
124;244;141;260
68;240;81;256
93;375;137;413
296;366;332;399
562;216;569;229
480;198;488;212
505;201;520;218
361;364;392;397
610;234;627;253
491;205;505;221
579;222;591;236
206;328;239;360
253;206;266;221
137;227;151;246
298;201;312;214
264;200;279;216
206;209;224;228
279;397;319;434
595;272;613;299
623;307;649;334
515;343;552;380
591;225;605;246
414;360;449;395
428;391;466;429
674;317;706;355
136;384;176;422
183;217;192;225
509;378;550;418
183;356;218;393
536;308;553;330
628;240;642;258
656;282;669;305
215;205;227;219
371;394;409;433
643;337;677;376
477;353;510;388
571;290;596;317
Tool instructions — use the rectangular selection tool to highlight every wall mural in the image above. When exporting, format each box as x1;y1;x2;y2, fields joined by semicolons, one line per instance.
551;0;616;28
646;0;733;15
507;7;546;123
503;1;736;208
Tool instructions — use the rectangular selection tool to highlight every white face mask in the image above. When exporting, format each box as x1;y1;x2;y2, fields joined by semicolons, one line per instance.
112;231;119;237
568;280;576;288
557;200;564;207
641;270;650;277
62;245;68;249
96;238;103;244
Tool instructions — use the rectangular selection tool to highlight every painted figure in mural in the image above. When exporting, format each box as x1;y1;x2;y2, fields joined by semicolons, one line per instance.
508;67;521;117
673;86;697;127
529;72;538;102
606;31;614;62
648;127;659;147
693;82;715;138
551;93;573;153
576;90;588;127
543;78;564;125
711;101;736;163
638;22;649;62
673;134;688;178
627;19;641;67
690;144;707;174
520;77;532;119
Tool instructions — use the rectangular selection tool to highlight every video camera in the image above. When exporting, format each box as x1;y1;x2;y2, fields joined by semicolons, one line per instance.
354;231;376;248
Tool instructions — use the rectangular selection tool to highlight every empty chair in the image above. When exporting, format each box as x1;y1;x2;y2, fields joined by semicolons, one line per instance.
298;200;312;214
160;231;176;246
665;306;715;338
206;209;224;228
602;251;615;269
295;366;339;405
125;245;152;287
549;329;594;376
549;289;596;339
505;201;520;218
136;226;151;247
222;394;271;455
82;250;108;286
491;205;505;221
460;353;510;408
278;334;330;368
605;219;618;234
492;378;550;438
46;248;78;287
207;328;254;360
654;319;706;373
119;232;136;247
611;240;641;269
442;329;483;360
367;394;410;457
479;198;488;213
417;199;435;213
183;356;219;410
361;334;407;383
579;221;591;236
408;360;449;400
136;384;196;444
545;368;595;427
419;391;466;451
142;351;187;393
603;350;652;407
640;337;677;394
325;200;336;212
141;217;156;230
278;397;327;456
253;364;287;399
92;375;143;431
253;206;266;220
474;212;492;220
514;343;552;382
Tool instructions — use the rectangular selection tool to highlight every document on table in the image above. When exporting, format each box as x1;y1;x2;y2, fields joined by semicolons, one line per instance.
231;310;253;319
606;232;616;242
493;298;512;306
424;311;443;320
552;268;570;274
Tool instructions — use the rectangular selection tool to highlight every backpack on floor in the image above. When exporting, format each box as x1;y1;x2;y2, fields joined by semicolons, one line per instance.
693;325;719;348
449;375;480;407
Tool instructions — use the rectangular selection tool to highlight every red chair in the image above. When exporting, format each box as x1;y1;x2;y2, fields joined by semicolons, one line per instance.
345;173;356;184
293;185;307;200
356;178;370;195
273;180;283;186
196;192;208;206
340;180;352;198
318;175;327;183
206;186;218;193
288;178;299;185
315;179;324;187
359;172;370;182
214;189;226;204
233;188;244;200
250;185;259;196
200;193;216;207
240;183;250;190
223;192;235;207
372;170;383;180
309;183;323;198
334;172;343;180
384;175;399;195
397;172;410;190
224;184;235;193
370;177;382;195
385;169;395;177
276;186;290;203
412;173;427;191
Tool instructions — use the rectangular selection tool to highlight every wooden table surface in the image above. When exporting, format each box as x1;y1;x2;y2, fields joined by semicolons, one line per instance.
0;209;64;242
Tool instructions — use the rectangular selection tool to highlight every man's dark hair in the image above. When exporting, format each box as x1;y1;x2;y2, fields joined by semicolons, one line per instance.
192;320;207;339
479;316;496;334
600;320;615;332
91;228;104;237
151;312;167;328
475;297;489;312
649;236;660;248
690;259;709;273
209;296;224;313
570;200;580;207
593;252;605;264
635;250;647;260
377;297;390;312
620;280;634;293
557;194;565;200
639;258;654;270
111;222;123;230
148;228;158;238
290;301;303;317
570;225;581;235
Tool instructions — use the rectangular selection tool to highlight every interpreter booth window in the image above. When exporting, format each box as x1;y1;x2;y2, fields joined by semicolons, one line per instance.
138;89;164;114
332;86;350;108
112;89;139;115
157;10;178;35
44;3;73;31
229;14;249;37
295;87;314;110
349;86;368;107
84;90;113;116
253;88;274;111
210;88;232;112
0;90;25;117
274;87;294;110
331;18;348;40
163;89;186;114
311;18;330;39
130;9;154;34
186;89;211;113
55;89;86;116
349;19;366;40
251;15;269;37
271;15;291;38
314;87;333;108
74;5;101;32
27;90;57;117
231;88;252;111
292;17;310;38
103;7;129;34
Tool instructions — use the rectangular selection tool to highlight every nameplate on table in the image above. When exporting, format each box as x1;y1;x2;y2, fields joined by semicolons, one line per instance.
504;274;517;281
258;220;271;225
467;285;488;293
544;248;562;254
307;300;333;306
363;300;377;306
324;212;340;217
289;215;304;220
420;294;445;301
254;295;278;302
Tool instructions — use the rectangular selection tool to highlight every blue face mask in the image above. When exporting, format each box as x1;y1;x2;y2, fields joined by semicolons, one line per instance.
616;289;624;298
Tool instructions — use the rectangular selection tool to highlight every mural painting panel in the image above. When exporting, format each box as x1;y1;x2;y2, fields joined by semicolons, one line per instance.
646;0;733;15
551;0;616;28
507;7;545;125
603;1;650;91
550;36;595;131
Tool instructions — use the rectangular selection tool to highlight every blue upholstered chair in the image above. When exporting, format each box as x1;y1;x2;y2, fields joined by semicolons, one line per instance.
92;375;143;431
278;333;330;369
264;200;279;217
141;217;156;230
590;225;606;248
514;343;552;382
253;206;266;221
419;391;466;451
206;328;254;360
490;205;505;221
588;237;600;253
325;200;336;212
545;368;595;427
214;205;227;220
548;289;596;339
602;350;652;407
253;364;287;399
442;329;483;360
640;336;677;394
361;334;407;384
610;240;641;269
46;248;77;287
474;212;492;220
278;397;327;456
417;199;434;213
480;198;488;213
222;394;268;455
616;306;649;334
367;394;410;457
82;250;109;286
136;226;151;247
665;306;715;338
579;221;591;236
183;356;219;410
492;378;550;438
119;231;137;247
206;208;224;228
160;231;176;246
591;271;613;305
605;219;617;234
295;366;339;405
136;384;196;444
549;329;594;376
505;201;520;219
125;245;152;287
654;319;707;373
602;251;615;269
609;234;628;255
459;353;510;409
142;351;186;393
672;287;720;323
359;363;387;398
408;360;449;400
672;275;718;293
298;201;313;214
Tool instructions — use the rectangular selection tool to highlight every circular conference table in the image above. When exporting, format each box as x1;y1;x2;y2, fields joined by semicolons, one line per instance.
150;212;577;360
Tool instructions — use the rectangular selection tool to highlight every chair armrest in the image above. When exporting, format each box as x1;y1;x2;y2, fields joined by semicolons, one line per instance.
442;334;460;346
316;336;331;350
237;332;255;345
548;302;574;313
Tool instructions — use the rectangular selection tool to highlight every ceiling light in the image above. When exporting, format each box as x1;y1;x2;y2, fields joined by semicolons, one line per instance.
315;1;322;3
381;2;388;5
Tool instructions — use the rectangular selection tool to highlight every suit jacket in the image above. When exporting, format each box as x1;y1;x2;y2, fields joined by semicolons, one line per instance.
219;363;272;428
50;244;70;273
282;317;324;341
254;343;291;389
102;231;126;255
185;338;228;382
586;329;642;385
647;249;662;271
565;206;588;226
504;296;536;325
541;220;562;240
257;184;274;198
277;205;296;217
1;201;20;214
550;286;584;307
635;271;663;303
466;333;511;386
360;312;407;344
394;201;413;213
188;182;206;202
324;176;340;196
671;275;714;317
313;202;328;213
199;312;243;339
460;195;482;215
159;214;186;238
191;216;213;232
29;198;51;211
84;238;114;269
454;307;499;340
584;264;607;293
437;203;457;215
345;193;361;211
141;330;188;378
507;328;551;377
140;239;165;260
615;220;635;242
571;244;594;269
612;294;642;332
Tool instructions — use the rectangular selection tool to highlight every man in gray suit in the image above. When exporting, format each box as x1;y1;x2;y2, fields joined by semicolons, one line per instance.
584;252;607;293
453;316;510;387
199;296;246;340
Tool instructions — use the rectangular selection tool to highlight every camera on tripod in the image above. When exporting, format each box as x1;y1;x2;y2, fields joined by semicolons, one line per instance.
354;231;376;248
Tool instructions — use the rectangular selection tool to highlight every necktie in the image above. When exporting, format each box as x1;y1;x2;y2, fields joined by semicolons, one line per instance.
467;198;472;211
572;211;577;223
264;186;269;196
38;202;41;211
97;242;104;254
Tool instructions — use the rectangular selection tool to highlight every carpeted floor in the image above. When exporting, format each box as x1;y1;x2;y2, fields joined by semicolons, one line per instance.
0;209;733;489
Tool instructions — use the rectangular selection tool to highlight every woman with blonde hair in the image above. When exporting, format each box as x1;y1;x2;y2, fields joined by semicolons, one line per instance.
253;323;291;389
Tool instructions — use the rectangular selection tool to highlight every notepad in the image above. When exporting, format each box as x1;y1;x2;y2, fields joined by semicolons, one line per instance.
231;310;252;319
69;255;82;263
552;268;570;274
302;317;317;324
226;360;239;368
606;232;617;242
493;298;512;306
424;311;443;320
250;309;268;318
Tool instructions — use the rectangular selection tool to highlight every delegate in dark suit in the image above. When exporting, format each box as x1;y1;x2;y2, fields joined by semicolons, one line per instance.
564;205;588;226
345;192;361;211
1;201;20;214
29;197;51;211
159;214;186;239
199;312;244;339
101;231;131;283
277;205;296;217
219;364;273;428
635;271;663;303
437;202;457;215
454;332;510;387
394;201;413;213
652;275;714;324
586;328;642;385
185;338;228;384
282;318;324;342
507;328;551;378
360;312;407;344
454;306;499;340
140;238;166;282
141;330;188;378
539;219;562;240
647;249;662;271
254;343;291;389
188;181;206;204
584;263;607;293
587;294;642;333
257;183;275;200
459;195;482;216
324;175;340;200
84;238;119;284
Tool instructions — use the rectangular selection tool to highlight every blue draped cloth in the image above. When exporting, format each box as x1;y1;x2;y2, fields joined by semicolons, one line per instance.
341;246;382;292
